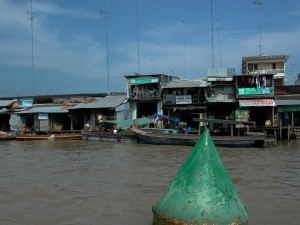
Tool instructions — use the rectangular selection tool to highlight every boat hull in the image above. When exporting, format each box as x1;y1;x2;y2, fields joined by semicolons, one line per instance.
15;133;82;141
132;128;276;148
0;135;16;141
81;131;136;143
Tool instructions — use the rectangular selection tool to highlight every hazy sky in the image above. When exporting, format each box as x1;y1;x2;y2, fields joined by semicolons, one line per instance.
0;0;299;97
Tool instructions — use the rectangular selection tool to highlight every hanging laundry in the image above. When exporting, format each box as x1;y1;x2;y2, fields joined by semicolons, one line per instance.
256;76;260;88
247;76;252;85
262;76;266;87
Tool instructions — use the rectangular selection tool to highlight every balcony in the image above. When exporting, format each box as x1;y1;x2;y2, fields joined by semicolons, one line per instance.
163;94;205;105
248;69;284;75
130;90;160;100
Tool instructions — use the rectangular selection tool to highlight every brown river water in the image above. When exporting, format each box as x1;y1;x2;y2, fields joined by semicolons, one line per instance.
0;139;299;225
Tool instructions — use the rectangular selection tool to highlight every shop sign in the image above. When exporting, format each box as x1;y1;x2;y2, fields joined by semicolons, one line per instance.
130;77;159;85
238;87;273;95
176;95;192;104
239;99;275;107
38;113;48;120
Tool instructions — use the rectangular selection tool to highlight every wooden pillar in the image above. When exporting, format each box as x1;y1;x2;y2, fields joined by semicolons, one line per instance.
272;107;275;125
71;118;73;132
288;124;290;141
279;120;282;140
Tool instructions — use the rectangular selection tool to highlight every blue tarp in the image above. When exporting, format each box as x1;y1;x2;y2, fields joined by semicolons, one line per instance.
149;114;179;122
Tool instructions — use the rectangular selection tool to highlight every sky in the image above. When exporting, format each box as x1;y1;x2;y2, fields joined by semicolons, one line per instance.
0;0;300;97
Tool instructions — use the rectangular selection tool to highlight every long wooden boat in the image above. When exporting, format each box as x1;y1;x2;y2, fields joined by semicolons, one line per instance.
81;130;136;143
15;133;82;141
131;128;277;148
0;134;16;141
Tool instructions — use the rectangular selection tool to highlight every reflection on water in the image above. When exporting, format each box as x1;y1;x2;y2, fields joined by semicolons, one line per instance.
0;140;299;225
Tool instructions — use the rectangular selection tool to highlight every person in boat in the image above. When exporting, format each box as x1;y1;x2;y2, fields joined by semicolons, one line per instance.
177;125;186;134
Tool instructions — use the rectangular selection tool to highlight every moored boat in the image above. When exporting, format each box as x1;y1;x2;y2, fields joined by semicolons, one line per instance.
81;117;154;143
0;133;16;141
81;130;136;143
131;127;277;148
15;133;82;141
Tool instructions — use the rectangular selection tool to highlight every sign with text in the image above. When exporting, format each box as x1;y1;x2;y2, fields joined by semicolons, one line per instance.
38;113;48;120
238;87;273;95
130;77;159;85
176;95;192;104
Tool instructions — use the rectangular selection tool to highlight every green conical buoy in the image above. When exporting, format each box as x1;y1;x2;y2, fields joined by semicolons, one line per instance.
152;129;248;225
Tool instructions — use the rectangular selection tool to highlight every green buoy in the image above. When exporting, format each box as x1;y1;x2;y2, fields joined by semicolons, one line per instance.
152;129;248;225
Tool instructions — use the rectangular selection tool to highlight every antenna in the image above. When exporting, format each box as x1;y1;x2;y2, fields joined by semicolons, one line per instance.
182;20;188;78
253;0;263;55
151;59;156;74
27;0;35;97
216;14;222;67
135;0;141;74
100;8;110;93
210;0;215;68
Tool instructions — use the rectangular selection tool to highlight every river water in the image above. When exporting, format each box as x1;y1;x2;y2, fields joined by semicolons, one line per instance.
0;139;299;225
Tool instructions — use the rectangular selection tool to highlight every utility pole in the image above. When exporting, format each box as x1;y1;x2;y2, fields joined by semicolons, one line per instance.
100;10;110;93
253;0;263;55
151;59;156;74
182;20;188;78
27;0;35;97
210;0;215;68
135;0;141;74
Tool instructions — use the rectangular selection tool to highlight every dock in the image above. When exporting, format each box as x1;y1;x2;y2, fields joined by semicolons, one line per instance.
193;118;277;148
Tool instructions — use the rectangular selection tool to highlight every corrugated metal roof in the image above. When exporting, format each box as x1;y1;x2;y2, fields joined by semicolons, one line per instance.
17;105;70;114
71;95;127;109
162;80;210;89
0;99;18;108
276;100;300;106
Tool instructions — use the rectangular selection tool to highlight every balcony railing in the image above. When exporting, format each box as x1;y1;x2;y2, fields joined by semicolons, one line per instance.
248;69;284;75
163;94;206;104
130;90;160;100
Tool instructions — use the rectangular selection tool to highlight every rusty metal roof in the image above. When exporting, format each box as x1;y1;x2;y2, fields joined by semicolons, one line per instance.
0;99;18;108
162;80;210;89
70;95;127;109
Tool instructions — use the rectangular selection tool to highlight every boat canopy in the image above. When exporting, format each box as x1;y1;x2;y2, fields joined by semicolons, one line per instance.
149;114;179;122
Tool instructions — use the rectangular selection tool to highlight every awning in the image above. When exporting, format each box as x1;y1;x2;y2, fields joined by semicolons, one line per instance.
16;105;71;114
165;106;207;111
276;99;300;112
239;99;275;107
105;118;154;126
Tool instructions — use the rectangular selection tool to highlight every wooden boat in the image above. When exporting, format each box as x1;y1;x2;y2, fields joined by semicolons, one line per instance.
81;130;136;143
81;117;154;143
0;134;16;141
15;133;82;141
131;128;277;148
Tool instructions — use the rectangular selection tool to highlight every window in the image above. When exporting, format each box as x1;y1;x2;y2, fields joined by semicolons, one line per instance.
248;64;253;71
